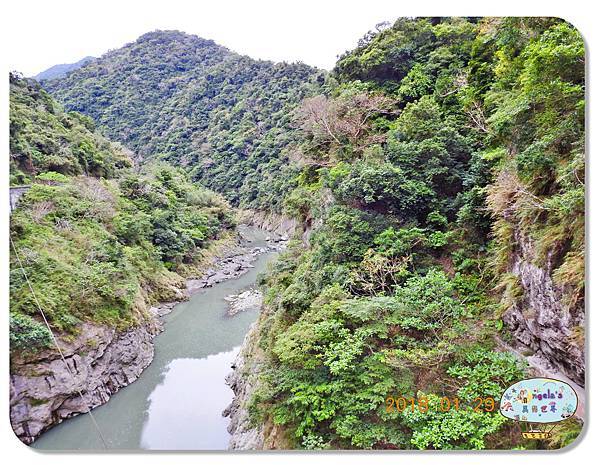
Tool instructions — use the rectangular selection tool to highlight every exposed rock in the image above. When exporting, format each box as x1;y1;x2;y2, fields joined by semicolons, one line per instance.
239;210;297;237
10;224;275;445
149;302;177;318
238;209;316;249
502;230;585;386
9;185;31;213
10;319;160;444
221;213;299;450
223;322;265;450
495;336;585;419
187;244;268;292
225;289;263;316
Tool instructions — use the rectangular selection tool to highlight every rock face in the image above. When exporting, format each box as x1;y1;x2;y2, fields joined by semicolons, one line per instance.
495;336;585;419
240;210;297;238
10;319;160;444
223;322;265;450
186;246;268;294
502;230;585;387
9;186;31;213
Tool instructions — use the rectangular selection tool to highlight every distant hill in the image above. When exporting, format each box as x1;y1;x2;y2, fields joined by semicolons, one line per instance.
33;56;95;81
42;31;325;209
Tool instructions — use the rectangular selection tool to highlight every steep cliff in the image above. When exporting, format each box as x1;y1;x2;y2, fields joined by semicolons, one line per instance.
223;322;265;450
499;215;585;386
11;227;273;444
10;318;160;444
224;18;585;450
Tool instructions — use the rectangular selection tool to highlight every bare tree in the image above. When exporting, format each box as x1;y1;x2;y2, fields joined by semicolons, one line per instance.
465;100;490;134
439;70;468;97
294;91;396;164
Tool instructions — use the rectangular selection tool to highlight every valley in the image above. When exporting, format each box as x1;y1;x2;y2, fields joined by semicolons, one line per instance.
9;17;585;450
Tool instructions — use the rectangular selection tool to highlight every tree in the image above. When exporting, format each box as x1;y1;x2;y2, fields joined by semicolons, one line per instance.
294;90;395;163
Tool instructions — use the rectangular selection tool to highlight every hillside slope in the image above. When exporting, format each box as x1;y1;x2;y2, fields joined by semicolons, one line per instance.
227;17;584;450
9;74;235;442
10;72;131;185
42;30;325;209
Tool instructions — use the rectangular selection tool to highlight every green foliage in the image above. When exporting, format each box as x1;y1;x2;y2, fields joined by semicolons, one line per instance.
254;240;524;449
393;270;464;331
42;30;325;210
547;418;583;449
484;19;585;319
375;227;426;256
9;73;131;184
12;17;583;451
330;160;434;219
10;168;232;343
447;349;526;399
399;350;524;450
9;81;234;350
35;171;70;183
385;95;476;215
312;206;386;264
400;393;508;450
9;313;52;351
248;16;580;451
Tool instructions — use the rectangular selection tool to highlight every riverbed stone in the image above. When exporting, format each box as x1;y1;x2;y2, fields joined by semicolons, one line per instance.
225;289;263;316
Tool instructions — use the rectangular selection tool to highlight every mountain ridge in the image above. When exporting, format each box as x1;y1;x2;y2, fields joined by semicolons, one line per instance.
42;29;325;210
33;55;95;81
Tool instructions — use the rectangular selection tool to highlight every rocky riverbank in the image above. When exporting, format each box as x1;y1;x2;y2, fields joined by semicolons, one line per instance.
10;320;161;444
223;322;265;449
223;311;290;450
222;214;298;450
10;224;283;445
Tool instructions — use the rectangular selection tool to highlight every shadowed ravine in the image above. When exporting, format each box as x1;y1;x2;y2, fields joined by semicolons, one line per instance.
32;228;276;450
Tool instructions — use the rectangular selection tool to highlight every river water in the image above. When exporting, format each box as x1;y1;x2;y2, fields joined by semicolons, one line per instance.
33;228;276;451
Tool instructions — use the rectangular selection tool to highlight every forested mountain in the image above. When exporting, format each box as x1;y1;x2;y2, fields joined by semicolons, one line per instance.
239;17;584;450
9;74;234;351
42;30;325;209
33;56;95;81
11;17;584;450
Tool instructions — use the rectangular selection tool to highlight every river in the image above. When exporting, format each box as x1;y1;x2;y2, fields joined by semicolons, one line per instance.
32;227;276;451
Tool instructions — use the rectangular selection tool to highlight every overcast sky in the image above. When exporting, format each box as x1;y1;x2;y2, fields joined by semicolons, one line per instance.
4;0;589;78
5;0;412;76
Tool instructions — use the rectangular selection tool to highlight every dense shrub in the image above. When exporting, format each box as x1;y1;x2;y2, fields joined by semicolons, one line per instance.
249;17;582;450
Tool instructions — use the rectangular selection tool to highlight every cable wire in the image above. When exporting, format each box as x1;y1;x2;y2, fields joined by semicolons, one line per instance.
10;234;109;449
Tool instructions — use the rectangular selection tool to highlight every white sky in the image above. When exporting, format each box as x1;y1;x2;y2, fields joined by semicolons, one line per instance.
4;0;412;76
4;1;590;77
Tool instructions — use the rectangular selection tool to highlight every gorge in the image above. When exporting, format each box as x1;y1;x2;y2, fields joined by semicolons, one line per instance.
9;17;585;450
28;225;280;449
